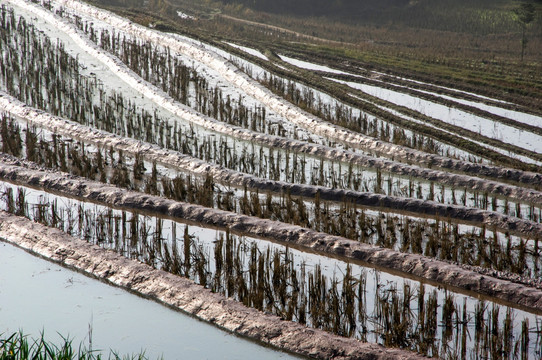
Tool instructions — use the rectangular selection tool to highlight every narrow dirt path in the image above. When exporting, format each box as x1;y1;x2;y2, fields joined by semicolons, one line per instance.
217;14;350;46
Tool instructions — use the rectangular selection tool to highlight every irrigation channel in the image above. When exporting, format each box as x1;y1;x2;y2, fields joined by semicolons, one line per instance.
1;0;542;358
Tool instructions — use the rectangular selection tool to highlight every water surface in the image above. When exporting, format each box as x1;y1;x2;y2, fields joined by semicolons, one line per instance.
0;242;299;360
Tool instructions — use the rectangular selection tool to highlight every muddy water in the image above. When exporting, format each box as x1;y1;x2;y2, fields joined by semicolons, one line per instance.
0;241;298;360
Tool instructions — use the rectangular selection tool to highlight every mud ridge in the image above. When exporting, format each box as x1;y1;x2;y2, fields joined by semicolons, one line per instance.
1;143;542;239
329;72;542;138
0;212;424;360
3;92;542;210
1;161;542;312
47;0;542;187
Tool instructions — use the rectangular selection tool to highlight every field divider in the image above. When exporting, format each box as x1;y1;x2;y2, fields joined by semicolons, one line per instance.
34;0;542;188
2;94;542;236
3;91;542;209
0;212;424;360
1;160;542;313
327;72;542;138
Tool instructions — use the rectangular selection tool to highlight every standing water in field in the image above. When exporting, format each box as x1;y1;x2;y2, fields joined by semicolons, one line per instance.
0;242;298;360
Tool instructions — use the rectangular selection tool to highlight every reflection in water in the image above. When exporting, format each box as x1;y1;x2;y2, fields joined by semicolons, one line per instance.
0;242;297;360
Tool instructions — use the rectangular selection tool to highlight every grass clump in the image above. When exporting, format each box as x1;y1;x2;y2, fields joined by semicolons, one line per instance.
0;332;148;360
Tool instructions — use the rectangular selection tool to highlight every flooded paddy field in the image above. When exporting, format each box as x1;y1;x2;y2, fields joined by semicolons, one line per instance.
1;0;541;358
2;177;542;358
0;241;298;360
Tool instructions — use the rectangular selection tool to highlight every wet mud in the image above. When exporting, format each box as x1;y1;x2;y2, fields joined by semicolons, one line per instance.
0;212;424;360
1;159;542;313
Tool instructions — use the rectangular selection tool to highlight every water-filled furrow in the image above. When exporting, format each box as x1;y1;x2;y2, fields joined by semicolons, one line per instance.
4;86;542;217
0;212;428;360
3;2;542;206
2;107;542;241
1;141;539;283
333;78;542;157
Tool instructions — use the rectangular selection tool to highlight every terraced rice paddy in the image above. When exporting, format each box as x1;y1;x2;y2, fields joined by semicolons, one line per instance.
0;241;297;359
1;0;542;358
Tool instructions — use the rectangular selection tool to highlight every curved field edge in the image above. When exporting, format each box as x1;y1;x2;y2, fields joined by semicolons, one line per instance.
262;35;542;113
29;0;542;187
4;93;542;208
326;72;542;137
146;21;542;173
259;54;542;169
2;161;542;313
0;212;423;360
2;145;542;240
111;1;542;114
